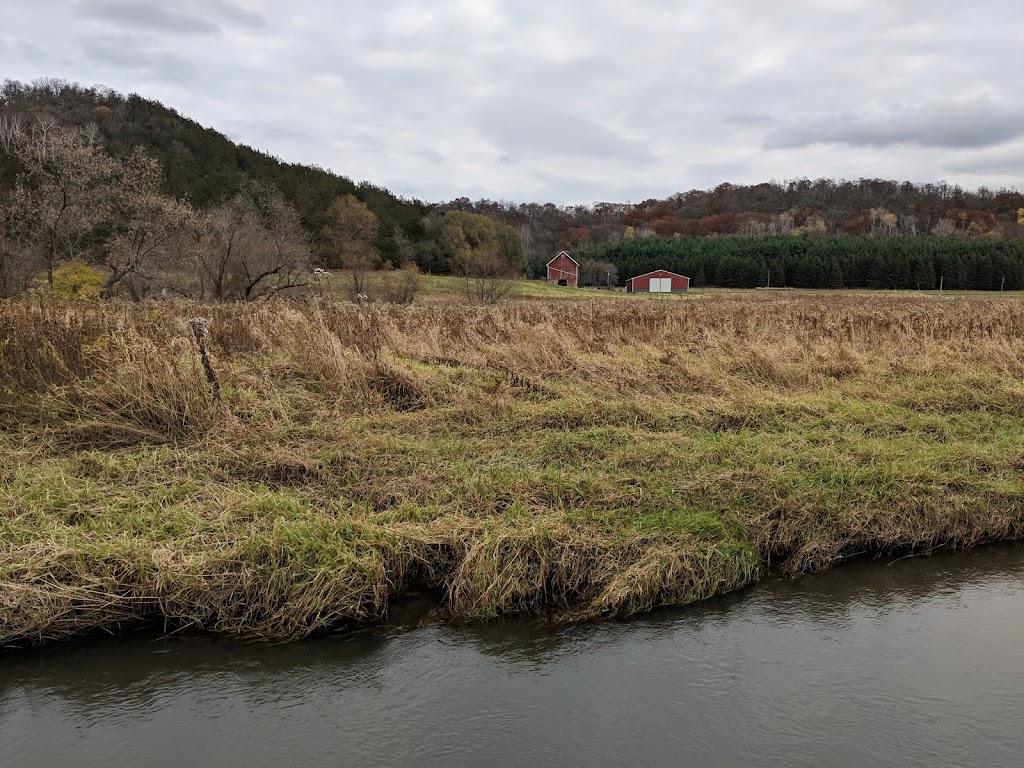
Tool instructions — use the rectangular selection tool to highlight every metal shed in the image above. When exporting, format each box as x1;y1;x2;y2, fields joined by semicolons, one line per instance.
626;270;690;293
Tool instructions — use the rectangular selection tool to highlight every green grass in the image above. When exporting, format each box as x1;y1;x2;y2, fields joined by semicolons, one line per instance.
417;273;637;299
2;293;1023;647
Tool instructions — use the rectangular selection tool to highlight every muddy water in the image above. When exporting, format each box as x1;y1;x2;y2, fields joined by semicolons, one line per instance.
2;543;1023;767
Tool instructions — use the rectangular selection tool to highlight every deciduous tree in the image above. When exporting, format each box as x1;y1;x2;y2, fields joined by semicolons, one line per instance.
192;183;310;300
324;193;379;299
101;147;195;298
10;122;118;284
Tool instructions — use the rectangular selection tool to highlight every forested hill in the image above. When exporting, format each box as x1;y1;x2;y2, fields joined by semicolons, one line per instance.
442;181;1024;280
4;78;1024;294
0;78;432;263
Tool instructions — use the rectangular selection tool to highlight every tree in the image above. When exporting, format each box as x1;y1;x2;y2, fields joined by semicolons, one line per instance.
0;112;26;153
101;147;195;298
441;210;525;303
393;261;422;304
827;257;844;289
0;218;36;297
441;210;525;272
456;246;516;303
323;193;379;298
10;122;118;284
579;258;618;287
191;183;310;300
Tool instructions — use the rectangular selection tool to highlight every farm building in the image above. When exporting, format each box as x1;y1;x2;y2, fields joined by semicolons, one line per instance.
626;270;690;293
546;251;579;287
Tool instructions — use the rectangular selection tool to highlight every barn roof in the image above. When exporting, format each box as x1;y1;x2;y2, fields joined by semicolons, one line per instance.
626;270;690;282
546;250;580;267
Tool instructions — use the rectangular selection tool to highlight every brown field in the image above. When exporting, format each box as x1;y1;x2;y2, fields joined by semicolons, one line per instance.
2;291;1023;647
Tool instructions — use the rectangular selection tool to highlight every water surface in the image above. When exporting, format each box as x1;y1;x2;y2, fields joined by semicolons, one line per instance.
3;544;1022;767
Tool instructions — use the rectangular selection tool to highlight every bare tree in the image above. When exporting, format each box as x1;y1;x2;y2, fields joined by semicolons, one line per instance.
244;186;311;299
579;258;618;288
395;261;422;304
101;147;195;298
0;216;37;297
0;112;26;153
739;220;769;237
191;184;310;300
456;246;515;303
30;115;58;159
77;121;101;148
10;124;118;284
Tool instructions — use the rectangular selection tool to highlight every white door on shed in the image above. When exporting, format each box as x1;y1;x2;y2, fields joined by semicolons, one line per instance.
650;277;671;292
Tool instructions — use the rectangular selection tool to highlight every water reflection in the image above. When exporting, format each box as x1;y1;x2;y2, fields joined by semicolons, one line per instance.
2;542;1022;768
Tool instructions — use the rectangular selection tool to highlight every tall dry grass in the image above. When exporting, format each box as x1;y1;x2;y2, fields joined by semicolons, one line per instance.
2;292;1024;647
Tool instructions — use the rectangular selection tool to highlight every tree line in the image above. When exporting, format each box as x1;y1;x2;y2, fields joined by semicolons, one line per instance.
4;78;1022;297
0;79;525;300
442;180;1023;278
576;235;1024;291
0;78;437;266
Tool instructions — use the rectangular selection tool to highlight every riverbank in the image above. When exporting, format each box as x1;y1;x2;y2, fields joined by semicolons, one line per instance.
3;293;1023;647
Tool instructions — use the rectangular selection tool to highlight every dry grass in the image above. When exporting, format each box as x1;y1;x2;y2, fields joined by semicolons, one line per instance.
2;292;1024;647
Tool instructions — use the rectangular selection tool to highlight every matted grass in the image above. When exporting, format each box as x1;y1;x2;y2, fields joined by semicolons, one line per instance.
2;292;1023;647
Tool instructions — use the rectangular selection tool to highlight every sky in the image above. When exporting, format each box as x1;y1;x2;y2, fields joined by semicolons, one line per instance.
2;0;1022;205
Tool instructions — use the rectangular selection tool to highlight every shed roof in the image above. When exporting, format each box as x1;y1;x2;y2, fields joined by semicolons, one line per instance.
546;250;579;267
626;270;690;282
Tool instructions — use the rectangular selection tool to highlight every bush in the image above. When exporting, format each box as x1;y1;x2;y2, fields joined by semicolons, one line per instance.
49;259;106;301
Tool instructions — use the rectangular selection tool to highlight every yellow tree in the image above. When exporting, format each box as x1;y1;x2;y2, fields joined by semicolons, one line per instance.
880;212;898;236
323;194;379;298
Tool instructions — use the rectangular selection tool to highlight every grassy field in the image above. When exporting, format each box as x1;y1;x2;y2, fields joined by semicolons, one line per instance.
2;291;1023;647
365;272;641;300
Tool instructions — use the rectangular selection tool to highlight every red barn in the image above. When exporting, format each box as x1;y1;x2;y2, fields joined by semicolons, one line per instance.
546;251;579;287
626;270;690;293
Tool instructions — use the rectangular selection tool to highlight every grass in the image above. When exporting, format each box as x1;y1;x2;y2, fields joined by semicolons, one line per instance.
2;291;1024;647
330;271;685;301
413;273;641;300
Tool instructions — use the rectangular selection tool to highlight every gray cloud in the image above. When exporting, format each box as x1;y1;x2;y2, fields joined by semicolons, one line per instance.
476;106;655;166
79;34;198;83
765;97;1024;151
75;0;265;36
2;0;1021;203
220;120;316;149
943;146;1024;176
724;112;779;128
76;0;222;35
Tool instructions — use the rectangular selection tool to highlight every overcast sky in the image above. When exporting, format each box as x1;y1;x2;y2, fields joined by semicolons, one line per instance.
2;0;1022;204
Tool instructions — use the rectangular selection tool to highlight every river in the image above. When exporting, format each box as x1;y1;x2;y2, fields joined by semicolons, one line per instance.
2;543;1022;767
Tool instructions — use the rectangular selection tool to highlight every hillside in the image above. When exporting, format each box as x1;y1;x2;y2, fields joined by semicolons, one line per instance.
3;77;1023;295
443;181;1024;279
0;78;434;266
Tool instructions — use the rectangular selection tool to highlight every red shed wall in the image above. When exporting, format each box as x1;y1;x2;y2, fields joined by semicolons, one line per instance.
547;255;578;287
629;270;689;292
631;274;653;291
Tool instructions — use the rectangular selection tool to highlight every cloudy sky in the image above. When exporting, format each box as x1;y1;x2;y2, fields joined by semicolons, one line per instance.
2;0;1022;204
